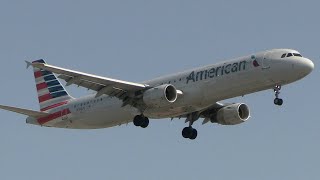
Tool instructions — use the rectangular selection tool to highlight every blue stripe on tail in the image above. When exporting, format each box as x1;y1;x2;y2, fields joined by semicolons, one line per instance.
46;80;60;87
44;75;56;81
48;86;64;93
51;91;68;98
33;59;46;63
40;70;53;76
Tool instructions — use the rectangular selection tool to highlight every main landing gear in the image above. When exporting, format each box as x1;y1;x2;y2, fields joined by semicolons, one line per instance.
133;115;149;128
273;85;283;106
182;112;199;140
182;126;198;140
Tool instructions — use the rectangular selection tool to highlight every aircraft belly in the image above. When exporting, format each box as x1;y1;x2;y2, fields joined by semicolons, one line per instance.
52;101;138;129
75;107;135;129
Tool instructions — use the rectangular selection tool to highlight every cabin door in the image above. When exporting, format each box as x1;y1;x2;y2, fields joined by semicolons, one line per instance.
262;51;271;70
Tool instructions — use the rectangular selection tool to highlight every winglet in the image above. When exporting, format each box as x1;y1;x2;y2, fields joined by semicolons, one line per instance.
25;61;32;69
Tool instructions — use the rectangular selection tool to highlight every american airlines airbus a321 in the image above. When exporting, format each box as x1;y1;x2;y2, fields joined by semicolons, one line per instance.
0;49;314;139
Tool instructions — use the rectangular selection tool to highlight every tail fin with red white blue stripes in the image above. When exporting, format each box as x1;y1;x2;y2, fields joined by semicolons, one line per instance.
31;59;73;112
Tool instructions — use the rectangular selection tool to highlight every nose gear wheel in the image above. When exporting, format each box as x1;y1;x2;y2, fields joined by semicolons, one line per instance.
273;85;283;106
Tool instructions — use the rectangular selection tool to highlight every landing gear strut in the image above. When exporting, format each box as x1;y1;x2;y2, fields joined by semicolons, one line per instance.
182;112;199;140
133;115;149;128
273;85;283;106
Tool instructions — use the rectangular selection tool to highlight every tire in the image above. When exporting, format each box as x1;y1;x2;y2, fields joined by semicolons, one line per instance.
189;128;198;140
182;127;191;138
133;115;143;126
274;98;283;106
141;117;149;128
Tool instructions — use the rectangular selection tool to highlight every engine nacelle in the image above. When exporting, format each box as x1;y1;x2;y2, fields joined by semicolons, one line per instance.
214;103;250;125
143;84;178;108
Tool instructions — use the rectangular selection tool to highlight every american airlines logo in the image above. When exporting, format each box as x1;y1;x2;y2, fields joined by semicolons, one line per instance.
186;61;247;84
251;55;260;67
253;60;260;67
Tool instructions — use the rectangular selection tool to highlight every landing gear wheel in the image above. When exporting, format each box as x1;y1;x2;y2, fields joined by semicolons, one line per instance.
274;98;283;106
140;117;149;128
273;85;283;106
133;115;143;127
279;98;283;105
133;115;149;128
189;129;198;140
182;126;198;140
182;127;192;138
182;112;200;140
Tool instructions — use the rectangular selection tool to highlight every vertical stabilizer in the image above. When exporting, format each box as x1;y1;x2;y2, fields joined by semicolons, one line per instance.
31;59;73;112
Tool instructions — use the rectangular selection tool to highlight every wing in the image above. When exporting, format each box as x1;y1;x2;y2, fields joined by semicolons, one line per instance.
31;62;149;101
0;105;49;118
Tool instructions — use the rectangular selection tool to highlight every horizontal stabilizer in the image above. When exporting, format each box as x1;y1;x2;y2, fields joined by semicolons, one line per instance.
0;105;49;118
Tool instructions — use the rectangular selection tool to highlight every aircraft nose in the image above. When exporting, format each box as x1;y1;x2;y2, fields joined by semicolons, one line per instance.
302;58;314;74
294;58;314;77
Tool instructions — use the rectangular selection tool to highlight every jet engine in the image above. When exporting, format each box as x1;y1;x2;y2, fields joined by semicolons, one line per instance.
143;84;178;107
212;103;250;125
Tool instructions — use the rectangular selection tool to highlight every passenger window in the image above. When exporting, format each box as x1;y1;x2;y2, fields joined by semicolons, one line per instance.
287;53;293;57
281;53;286;58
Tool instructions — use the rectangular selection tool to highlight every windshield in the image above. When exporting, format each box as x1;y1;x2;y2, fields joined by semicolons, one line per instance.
281;52;303;58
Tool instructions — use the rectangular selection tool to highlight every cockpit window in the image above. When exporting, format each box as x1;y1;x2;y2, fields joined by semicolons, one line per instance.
293;53;302;57
281;52;303;58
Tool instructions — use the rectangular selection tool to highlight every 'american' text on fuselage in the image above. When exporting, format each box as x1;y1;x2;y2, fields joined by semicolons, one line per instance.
186;61;247;84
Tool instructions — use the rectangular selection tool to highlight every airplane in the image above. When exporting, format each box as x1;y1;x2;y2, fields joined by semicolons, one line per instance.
0;49;314;140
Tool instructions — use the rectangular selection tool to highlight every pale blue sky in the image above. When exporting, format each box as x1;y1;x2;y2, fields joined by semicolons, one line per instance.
0;1;318;179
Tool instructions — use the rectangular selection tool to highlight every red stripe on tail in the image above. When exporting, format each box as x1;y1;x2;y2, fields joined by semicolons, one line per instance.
38;94;52;103
36;82;47;91
34;71;42;78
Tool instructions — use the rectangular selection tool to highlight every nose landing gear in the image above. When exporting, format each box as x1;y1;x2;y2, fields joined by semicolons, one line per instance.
273;85;283;106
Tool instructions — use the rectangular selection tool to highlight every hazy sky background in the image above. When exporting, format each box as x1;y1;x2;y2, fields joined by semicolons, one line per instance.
0;1;318;179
